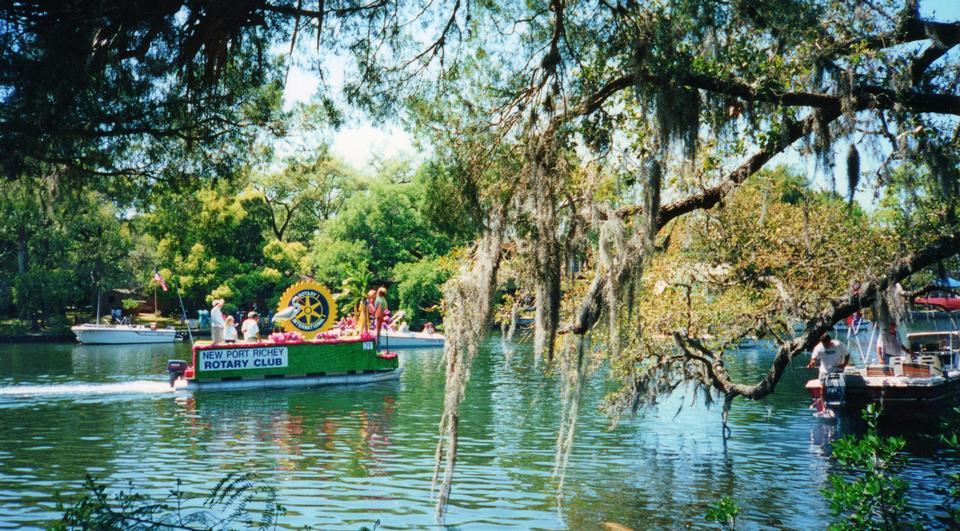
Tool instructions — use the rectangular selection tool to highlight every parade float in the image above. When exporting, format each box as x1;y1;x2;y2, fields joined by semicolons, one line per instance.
168;281;400;390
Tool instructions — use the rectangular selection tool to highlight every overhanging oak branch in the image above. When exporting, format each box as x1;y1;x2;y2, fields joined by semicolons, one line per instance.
677;230;960;401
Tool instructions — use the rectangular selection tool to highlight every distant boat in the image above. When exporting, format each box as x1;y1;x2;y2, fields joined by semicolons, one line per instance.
792;316;871;336
71;323;177;344
378;329;444;349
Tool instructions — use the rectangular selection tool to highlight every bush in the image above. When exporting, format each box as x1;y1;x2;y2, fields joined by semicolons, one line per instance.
824;404;917;530
54;473;384;531
935;407;960;527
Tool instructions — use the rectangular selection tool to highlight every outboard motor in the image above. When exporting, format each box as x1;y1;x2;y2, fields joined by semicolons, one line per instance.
822;372;846;409
167;359;189;387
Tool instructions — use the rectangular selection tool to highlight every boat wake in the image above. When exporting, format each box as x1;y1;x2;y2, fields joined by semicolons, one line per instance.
0;380;175;401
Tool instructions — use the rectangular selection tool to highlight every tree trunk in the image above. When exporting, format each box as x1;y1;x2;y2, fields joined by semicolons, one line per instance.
16;225;27;274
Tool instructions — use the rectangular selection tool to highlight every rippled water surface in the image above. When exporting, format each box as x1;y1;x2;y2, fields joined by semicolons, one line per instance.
0;328;957;529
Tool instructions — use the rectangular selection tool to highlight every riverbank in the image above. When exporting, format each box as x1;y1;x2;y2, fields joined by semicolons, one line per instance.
0;333;75;344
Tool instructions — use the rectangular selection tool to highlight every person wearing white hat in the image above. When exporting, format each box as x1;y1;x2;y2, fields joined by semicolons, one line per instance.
241;311;260;343
210;298;226;344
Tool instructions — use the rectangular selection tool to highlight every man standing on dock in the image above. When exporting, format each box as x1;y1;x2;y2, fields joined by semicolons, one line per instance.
210;298;225;344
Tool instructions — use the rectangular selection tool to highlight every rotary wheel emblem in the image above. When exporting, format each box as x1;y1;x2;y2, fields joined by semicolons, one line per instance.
277;281;338;338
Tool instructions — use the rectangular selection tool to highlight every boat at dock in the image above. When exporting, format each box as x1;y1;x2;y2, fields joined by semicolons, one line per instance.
807;330;960;415
71;323;177;344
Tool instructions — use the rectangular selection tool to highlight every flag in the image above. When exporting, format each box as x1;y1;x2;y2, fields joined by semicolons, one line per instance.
153;269;168;292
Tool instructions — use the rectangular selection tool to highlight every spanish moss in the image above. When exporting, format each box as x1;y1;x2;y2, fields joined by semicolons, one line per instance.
433;226;504;523
846;144;860;209
552;335;588;510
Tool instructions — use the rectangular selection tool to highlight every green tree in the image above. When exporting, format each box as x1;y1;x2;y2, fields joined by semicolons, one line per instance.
306;180;451;282
143;184;302;311
0;175;135;327
392;256;455;325
250;151;364;243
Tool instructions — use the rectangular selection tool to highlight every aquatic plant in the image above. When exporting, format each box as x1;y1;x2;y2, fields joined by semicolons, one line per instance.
54;472;286;530
54;473;383;531
704;496;740;530
823;405;917;530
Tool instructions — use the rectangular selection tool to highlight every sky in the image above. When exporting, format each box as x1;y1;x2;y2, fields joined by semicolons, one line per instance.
281;56;414;170
280;0;960;179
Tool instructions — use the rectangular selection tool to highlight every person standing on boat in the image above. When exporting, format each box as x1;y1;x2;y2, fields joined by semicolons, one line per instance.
242;311;260;342
210;298;226;344
223;315;238;343
807;333;850;378
355;291;373;335
374;286;388;348
366;290;377;327
878;321;909;364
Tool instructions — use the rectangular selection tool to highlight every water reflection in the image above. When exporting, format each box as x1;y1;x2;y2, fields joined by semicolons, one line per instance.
171;386;401;476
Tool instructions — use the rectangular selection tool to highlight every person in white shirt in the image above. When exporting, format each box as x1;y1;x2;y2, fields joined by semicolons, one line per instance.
241;311;260;342
210;299;226;344
807;333;850;378
223;315;238;343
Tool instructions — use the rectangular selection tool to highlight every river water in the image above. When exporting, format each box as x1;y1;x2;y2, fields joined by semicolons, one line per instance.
0;331;956;529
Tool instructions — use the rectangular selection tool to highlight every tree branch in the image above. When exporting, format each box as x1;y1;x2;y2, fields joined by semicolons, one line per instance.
571;105;842;334
679;230;960;401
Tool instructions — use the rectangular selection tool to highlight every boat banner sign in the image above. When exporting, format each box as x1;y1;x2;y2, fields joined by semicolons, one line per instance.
198;347;289;371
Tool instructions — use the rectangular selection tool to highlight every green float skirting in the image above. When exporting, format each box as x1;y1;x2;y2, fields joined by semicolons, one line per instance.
190;339;398;383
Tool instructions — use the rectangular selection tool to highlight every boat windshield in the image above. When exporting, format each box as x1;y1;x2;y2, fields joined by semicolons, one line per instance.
908;333;956;355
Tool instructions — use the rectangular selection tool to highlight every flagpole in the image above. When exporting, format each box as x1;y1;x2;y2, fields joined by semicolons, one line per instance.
154;286;158;316
173;279;194;347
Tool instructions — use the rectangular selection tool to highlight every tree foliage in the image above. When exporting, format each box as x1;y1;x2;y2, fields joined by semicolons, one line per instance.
393;256;456;325
306;180;453;285
0;175;135;328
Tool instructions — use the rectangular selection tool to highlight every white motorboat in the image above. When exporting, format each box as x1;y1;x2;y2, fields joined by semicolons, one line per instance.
378;330;445;349
71;324;177;344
